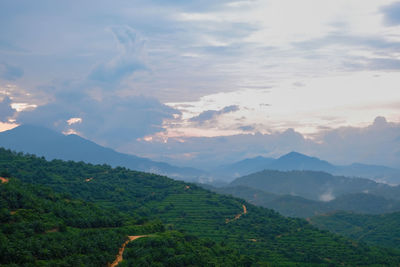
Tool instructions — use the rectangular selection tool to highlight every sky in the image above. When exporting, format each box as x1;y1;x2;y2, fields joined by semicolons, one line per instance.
1;0;400;168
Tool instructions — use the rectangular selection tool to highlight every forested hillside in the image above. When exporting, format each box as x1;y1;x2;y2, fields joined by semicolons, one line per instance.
1;148;400;266
0;179;165;266
310;211;400;250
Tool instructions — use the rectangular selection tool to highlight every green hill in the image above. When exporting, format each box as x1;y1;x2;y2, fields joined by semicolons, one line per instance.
213;185;400;218
310;211;400;250
1;147;400;266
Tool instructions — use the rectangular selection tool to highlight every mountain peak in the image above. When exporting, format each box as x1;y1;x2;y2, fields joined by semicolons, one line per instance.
279;151;312;160
272;151;335;172
7;124;61;135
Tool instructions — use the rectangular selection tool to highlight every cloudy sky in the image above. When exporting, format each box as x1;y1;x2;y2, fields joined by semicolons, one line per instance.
1;0;400;168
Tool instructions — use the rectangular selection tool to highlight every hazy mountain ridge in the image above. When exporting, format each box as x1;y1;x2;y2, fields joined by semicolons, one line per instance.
213;185;400;218
218;151;400;184
230;169;400;201
2;125;399;186
0;125;207;182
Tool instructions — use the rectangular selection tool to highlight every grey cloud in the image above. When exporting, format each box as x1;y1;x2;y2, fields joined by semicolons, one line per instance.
293;33;400;72
294;33;400;51
0;0;257;103
189;105;239;124
0;63;23;81
343;57;400;71
17;94;179;147
238;125;255;131
149;0;239;12
0;96;16;122
382;2;400;26
89;26;146;83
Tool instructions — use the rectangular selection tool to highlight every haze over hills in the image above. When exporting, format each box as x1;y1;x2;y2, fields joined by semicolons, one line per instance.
3;125;400;186
217;151;400;185
213;185;400;218
0;125;207;182
230;170;400;202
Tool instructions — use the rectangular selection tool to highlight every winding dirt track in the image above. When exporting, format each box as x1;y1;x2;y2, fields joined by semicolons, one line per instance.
226;205;247;223
110;235;147;267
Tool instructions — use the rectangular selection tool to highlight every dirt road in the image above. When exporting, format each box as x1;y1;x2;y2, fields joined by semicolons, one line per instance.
226;204;247;223
110;235;147;267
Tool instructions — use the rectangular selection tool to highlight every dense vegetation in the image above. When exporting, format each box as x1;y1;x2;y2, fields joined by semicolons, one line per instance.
0;179;164;266
310;211;400;250
213;185;400;218
120;231;245;266
1;148;400;266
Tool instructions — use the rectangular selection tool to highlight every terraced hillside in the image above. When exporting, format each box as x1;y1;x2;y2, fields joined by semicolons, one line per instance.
310;211;400;250
1;147;400;266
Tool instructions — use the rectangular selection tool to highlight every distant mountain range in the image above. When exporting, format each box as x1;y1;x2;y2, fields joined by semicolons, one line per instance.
230;169;400;202
210;169;400;218
2;125;400;185
215;151;400;185
0;125;207;182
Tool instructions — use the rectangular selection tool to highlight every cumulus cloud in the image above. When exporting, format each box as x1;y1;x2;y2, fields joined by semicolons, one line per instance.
0;96;16;122
0;63;23;81
89;26;146;83
314;116;400;167
189;105;239;124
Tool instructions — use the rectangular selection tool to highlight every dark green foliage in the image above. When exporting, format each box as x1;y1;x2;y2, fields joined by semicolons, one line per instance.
0;179;165;266
310;211;400;249
121;231;243;266
1;148;400;266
